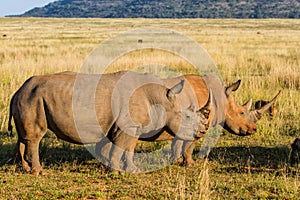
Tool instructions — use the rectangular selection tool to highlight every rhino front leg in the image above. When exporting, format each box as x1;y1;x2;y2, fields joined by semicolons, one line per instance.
170;137;185;164
182;139;199;166
171;137;198;166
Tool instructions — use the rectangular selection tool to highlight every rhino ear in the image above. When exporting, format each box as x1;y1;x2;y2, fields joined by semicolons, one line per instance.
188;103;196;112
167;80;184;102
225;80;241;96
243;98;252;111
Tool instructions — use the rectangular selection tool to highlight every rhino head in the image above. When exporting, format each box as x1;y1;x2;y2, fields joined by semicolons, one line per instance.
223;80;256;136
166;81;213;141
223;80;281;136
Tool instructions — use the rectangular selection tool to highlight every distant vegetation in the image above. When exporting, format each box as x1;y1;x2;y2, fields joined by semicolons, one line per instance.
11;0;300;18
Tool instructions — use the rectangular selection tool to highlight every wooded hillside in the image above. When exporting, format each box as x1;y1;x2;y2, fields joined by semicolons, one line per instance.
12;0;300;18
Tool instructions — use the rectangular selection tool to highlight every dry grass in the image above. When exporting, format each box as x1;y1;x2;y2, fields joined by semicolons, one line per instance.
0;18;299;199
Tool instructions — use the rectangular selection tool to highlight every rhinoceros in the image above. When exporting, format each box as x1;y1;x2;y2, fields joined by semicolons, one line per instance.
8;71;207;175
95;88;213;171
149;74;280;166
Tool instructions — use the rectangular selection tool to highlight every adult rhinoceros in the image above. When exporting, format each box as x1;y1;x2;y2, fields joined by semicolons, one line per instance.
155;74;280;166
8;71;207;175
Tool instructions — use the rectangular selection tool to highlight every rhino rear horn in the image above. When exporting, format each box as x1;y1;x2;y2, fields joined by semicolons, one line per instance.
225;80;241;96
243;98;253;111
251;90;281;120
198;89;213;118
204;88;213;109
167;80;185;101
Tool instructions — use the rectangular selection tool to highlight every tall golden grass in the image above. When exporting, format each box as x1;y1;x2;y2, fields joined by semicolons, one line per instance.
1;18;299;136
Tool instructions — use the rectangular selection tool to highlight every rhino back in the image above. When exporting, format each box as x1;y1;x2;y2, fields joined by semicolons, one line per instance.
12;72;119;144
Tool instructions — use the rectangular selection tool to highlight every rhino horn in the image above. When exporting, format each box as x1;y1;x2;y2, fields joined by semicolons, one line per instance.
243;98;252;111
167;80;185;101
198;89;213;118
204;88;213;109
251;90;281;121
225;80;241;96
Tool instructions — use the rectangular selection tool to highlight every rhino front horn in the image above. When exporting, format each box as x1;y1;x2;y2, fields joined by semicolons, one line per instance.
251;90;281;121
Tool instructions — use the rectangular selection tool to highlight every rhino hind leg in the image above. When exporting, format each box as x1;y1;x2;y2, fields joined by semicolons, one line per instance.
17;121;47;175
95;137;112;166
25;140;43;175
14;138;30;173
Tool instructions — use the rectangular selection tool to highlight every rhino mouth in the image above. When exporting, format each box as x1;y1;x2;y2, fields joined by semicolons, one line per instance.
223;123;254;136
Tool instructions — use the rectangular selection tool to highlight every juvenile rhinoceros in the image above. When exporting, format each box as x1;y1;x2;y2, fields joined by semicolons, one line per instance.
96;88;213;171
8;71;206;175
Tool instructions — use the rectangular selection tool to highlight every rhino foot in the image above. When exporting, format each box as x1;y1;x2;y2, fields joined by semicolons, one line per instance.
183;159;195;167
124;164;140;173
108;168;124;175
171;157;184;165
21;162;31;173
31;166;43;176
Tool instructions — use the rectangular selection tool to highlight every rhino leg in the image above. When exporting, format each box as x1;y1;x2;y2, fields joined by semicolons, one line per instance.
182;140;198;166
14;138;30;173
20;122;46;175
109;128;139;172
123;141;140;173
95;137;112;166
25;140;43;175
170;138;185;164
109;143;124;171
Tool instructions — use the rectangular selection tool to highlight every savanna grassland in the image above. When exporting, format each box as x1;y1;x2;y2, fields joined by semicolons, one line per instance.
0;18;299;199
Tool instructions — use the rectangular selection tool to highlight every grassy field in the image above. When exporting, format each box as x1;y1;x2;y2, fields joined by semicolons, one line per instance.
0;18;299;199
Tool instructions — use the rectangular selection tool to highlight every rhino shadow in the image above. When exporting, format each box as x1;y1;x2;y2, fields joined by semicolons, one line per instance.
200;145;291;172
0;131;293;172
0;132;96;168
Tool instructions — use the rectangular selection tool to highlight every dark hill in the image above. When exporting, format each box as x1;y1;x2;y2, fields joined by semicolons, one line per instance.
11;0;300;18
